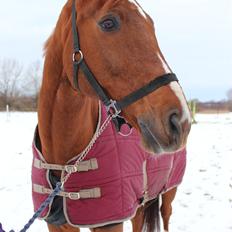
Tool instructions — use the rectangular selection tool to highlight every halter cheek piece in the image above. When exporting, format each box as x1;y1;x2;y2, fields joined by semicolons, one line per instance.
71;0;178;131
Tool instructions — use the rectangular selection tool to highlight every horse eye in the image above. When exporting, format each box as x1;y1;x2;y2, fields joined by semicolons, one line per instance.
98;16;120;32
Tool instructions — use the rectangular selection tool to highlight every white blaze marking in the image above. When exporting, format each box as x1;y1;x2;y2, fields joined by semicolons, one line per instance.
157;53;191;123
170;82;192;123
157;53;171;73
128;0;147;19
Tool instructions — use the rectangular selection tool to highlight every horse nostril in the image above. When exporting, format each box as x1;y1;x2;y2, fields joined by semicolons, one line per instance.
169;113;181;145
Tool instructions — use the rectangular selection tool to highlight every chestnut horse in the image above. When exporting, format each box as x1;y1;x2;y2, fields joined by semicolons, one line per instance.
38;0;191;231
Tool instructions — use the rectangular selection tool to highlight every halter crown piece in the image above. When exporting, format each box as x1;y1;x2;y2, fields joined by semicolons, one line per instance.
71;0;178;131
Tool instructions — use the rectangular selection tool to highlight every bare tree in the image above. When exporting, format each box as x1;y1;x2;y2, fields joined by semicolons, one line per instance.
0;59;23;108
24;61;42;108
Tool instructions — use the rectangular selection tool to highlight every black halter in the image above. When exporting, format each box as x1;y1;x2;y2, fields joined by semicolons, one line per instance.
71;0;178;131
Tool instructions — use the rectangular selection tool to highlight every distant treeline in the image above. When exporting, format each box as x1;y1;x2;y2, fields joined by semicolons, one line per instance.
0;95;38;111
190;100;232;113
1;97;232;113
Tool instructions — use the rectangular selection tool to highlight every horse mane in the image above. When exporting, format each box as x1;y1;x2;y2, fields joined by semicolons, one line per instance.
43;0;73;60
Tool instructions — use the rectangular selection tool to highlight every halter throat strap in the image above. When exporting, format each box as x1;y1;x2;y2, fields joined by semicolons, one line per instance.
71;0;178;129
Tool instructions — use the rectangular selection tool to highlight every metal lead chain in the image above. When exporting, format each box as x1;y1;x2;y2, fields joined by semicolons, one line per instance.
61;115;112;186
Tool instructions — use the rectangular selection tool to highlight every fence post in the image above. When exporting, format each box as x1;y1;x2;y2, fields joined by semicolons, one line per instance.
189;100;197;124
6;104;10;121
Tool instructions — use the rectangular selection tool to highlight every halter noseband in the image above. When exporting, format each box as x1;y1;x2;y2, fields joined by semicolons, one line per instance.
71;0;178;131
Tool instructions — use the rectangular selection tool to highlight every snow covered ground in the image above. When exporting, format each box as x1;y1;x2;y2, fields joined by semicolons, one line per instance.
0;112;231;232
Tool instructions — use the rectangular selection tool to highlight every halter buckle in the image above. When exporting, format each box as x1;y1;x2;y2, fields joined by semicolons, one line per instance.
107;100;121;118
73;50;83;65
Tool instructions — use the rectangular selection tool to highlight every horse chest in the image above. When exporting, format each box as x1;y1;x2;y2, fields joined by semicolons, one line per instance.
32;106;186;228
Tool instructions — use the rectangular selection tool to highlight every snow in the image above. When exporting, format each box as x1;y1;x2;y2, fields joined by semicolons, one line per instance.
0;112;232;232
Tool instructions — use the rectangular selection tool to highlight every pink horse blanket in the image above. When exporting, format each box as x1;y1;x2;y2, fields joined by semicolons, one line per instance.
32;105;186;228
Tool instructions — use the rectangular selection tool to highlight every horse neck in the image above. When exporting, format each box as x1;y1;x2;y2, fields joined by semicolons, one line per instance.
38;57;99;165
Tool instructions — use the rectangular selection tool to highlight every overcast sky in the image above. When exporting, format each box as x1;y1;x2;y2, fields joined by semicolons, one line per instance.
0;0;231;101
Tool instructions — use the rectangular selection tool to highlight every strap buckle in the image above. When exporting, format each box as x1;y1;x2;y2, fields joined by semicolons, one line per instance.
68;192;80;200
107;100;121;118
73;50;83;65
65;165;78;174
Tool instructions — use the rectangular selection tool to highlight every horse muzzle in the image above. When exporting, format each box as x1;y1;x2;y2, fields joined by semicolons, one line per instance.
138;111;191;154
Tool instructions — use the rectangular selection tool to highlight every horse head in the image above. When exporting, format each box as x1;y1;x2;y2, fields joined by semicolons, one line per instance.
60;0;191;154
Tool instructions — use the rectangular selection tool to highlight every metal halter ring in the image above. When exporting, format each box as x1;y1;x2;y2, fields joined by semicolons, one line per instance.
107;100;121;118
72;50;84;64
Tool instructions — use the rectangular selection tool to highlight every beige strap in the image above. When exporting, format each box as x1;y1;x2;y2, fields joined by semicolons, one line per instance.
142;160;149;204
34;158;98;173
33;184;101;200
